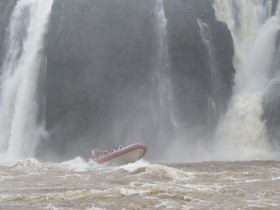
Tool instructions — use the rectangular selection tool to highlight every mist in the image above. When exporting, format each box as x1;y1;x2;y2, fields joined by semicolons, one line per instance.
31;0;234;161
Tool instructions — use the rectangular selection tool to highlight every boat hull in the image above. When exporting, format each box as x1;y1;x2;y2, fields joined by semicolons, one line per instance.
93;143;147;164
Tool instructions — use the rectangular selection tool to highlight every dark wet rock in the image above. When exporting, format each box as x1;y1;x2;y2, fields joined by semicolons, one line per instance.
263;31;280;145
43;0;156;158
0;0;17;66
263;81;280;144
41;0;235;160
164;0;234;132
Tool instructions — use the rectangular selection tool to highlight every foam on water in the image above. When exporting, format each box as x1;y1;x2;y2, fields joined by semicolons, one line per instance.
9;158;42;169
0;175;14;182
119;159;194;181
183;183;222;192
119;159;151;173
57;173;90;181
86;207;106;210
45;203;60;210
58;156;98;171
0;160;279;209
272;176;280;180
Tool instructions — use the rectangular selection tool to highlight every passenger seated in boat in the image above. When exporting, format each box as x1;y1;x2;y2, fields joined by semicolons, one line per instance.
110;145;118;153
108;145;123;154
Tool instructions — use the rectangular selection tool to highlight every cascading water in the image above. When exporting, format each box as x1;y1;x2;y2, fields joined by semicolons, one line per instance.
197;19;220;122
213;0;280;159
153;0;178;142
0;0;54;161
110;0;178;154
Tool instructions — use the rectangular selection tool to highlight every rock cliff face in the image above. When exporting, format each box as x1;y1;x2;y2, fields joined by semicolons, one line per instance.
0;0;17;65
263;38;280;144
41;0;235;159
164;0;234;132
43;0;157;159
263;82;280;144
0;0;235;160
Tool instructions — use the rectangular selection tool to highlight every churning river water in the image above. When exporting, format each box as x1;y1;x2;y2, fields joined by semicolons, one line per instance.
0;158;279;209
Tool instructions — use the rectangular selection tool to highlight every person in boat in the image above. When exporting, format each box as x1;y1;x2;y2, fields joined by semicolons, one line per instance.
110;145;117;153
110;145;123;153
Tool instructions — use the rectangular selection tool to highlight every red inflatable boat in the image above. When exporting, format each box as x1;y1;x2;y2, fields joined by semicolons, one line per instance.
91;143;147;164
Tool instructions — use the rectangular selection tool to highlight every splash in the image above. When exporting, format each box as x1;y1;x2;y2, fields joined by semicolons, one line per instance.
119;159;194;181
58;157;98;171
0;0;54;161
214;0;280;159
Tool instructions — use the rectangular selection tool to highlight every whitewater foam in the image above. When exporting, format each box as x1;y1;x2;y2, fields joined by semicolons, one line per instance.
119;159;151;173
0;160;279;209
58;157;98;171
10;158;42;169
214;0;280;160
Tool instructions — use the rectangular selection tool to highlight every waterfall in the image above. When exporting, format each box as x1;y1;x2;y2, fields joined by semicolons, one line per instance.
0;0;54;161
197;19;220;121
213;0;280;159
153;0;178;142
